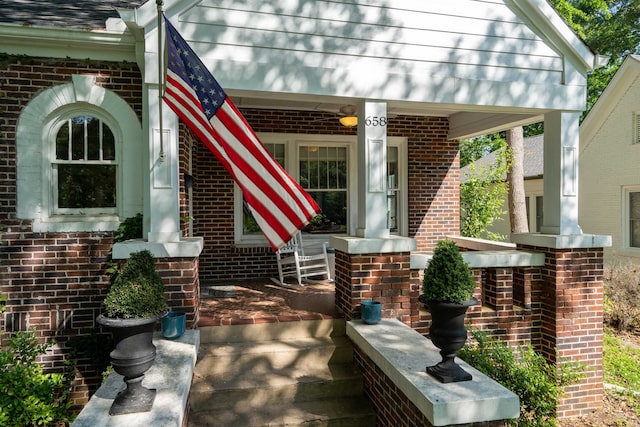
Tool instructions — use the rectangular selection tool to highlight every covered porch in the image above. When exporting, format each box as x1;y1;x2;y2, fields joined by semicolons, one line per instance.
112;0;612;421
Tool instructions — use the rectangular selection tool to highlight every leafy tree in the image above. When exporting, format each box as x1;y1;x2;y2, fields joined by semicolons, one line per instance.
550;0;640;113
460;135;506;167
461;147;511;240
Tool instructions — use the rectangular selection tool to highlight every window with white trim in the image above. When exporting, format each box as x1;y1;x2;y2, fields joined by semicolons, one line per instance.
299;145;348;233
629;190;640;248
52;115;117;214
622;186;640;253
634;112;640;145
235;134;407;245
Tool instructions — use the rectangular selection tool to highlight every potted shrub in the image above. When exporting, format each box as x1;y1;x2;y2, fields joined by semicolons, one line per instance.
97;250;168;415
420;239;478;383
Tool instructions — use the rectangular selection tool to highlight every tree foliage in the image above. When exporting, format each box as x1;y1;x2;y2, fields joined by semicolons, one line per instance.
550;0;640;113
460;148;511;240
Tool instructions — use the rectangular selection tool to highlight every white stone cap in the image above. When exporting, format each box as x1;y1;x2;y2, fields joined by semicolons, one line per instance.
72;330;200;427
112;237;204;259
411;250;545;270
330;235;416;254
347;319;520;426
511;233;612;249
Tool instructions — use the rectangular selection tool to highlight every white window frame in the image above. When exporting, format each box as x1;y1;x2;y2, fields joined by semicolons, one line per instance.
233;133;408;246
50;113;119;216
16;75;142;232
622;185;640;254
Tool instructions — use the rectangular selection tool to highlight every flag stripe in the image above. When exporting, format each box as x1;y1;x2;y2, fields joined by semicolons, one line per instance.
222;101;319;215
212;105;317;219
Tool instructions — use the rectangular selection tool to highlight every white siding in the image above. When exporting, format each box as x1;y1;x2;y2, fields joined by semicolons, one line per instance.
579;74;640;260
158;0;577;108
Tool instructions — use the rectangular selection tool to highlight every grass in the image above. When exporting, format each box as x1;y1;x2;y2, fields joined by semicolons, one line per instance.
603;327;640;419
604;328;640;392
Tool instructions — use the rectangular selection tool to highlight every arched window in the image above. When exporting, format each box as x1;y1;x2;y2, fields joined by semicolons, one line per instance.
17;75;142;232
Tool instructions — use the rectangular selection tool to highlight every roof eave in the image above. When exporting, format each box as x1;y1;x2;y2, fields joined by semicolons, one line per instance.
0;23;136;62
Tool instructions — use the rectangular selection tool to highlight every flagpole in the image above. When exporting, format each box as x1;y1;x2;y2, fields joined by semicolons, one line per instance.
156;0;165;160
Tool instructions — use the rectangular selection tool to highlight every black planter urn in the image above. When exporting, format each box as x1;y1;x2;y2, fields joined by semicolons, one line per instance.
423;296;478;383
96;314;159;415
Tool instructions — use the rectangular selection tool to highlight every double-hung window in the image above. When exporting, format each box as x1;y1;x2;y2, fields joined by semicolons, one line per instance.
52;116;117;214
628;188;640;249
299;145;348;233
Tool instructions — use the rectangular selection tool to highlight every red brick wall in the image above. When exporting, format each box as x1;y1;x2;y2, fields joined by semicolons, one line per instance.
0;228;115;407
523;245;605;418
0;56;146;407
400;117;460;252
192;112;458;283
334;250;417;325
156;257;200;328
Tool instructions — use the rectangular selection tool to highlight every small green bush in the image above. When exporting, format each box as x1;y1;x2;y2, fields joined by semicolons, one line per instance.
103;250;168;319
603;262;640;331
114;213;143;242
459;330;584;427
422;239;476;303
0;330;76;427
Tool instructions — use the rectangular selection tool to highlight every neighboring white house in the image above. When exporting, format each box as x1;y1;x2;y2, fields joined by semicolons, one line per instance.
580;55;640;261
461;134;544;240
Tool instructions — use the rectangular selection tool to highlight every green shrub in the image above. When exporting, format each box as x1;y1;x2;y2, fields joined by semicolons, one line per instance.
422;239;476;303
106;213;144;277
603;262;640;331
0;330;76;427
103;250;168;319
459;330;584;427
114;213;143;242
460;146;510;241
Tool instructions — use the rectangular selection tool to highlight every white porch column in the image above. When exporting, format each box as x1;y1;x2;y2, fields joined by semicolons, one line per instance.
145;82;182;243
356;101;389;238
541;111;582;235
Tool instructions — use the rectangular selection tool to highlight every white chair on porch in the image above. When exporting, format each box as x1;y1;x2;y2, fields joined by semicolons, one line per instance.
275;233;332;286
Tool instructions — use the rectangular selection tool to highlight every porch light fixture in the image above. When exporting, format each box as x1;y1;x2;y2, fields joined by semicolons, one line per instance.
338;105;357;127
339;116;358;127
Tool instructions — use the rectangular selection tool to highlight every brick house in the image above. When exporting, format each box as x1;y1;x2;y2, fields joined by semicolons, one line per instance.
1;0;611;418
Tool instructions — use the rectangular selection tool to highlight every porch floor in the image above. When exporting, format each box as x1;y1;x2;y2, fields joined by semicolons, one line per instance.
197;280;343;327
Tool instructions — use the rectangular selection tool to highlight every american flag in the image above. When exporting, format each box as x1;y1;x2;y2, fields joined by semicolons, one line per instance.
162;16;321;251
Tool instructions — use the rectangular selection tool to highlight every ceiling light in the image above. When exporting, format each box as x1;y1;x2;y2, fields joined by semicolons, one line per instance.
339;116;358;127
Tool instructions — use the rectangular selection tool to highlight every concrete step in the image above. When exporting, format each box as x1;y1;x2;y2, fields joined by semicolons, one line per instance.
194;336;354;378
190;359;363;411
187;396;377;427
198;319;346;344
189;320;375;426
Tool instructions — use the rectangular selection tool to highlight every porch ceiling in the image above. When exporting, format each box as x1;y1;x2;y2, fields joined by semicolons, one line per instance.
230;93;543;140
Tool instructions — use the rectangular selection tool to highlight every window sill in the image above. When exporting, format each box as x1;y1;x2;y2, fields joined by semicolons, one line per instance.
31;215;120;233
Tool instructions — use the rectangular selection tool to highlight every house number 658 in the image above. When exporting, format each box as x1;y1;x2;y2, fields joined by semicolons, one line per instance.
365;116;387;126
